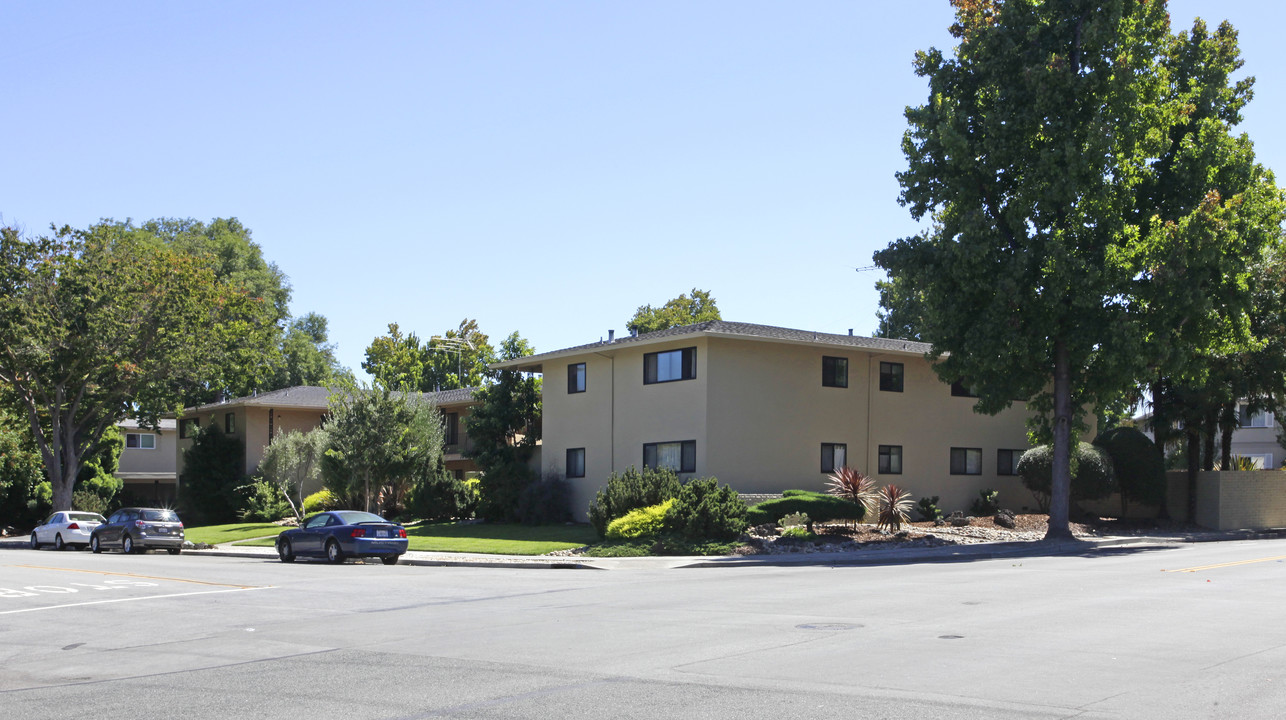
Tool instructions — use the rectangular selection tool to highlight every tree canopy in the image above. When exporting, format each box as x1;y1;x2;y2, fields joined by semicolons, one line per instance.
626;288;721;335
465;333;541;521
0;222;276;512
363;318;495;391
874;1;1284;537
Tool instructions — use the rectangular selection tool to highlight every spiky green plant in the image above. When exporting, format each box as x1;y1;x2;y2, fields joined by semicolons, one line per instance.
1230;455;1259;471
876;484;913;532
826;466;878;518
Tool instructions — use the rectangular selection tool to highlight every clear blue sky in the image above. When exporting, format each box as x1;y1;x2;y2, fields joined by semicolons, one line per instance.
4;1;1283;378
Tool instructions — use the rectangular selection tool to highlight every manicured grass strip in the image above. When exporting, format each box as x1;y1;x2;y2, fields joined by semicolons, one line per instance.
184;523;290;546
404;522;598;555
241;522;597;554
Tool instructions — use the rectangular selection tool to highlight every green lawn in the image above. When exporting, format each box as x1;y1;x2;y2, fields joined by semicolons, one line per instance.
184;523;290;546
240;522;598;555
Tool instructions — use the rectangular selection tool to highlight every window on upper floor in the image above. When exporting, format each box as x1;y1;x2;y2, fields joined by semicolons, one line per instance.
225;412;236;434
880;361;904;392
821;443;847;472
644;440;696;473
568;363;586;394
644;347;696;384
179;419;199;439
878;445;902;474
822;357;848;388
1238;404;1274;428
951;447;982;475
566;448;586;478
444;412;459;446
125;433;156;450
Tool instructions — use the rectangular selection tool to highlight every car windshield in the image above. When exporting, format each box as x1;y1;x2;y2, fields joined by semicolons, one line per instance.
333;511;389;525
69;512;105;523
140;509;178;522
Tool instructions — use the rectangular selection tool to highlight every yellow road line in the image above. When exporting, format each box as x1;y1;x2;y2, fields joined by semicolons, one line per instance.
6;564;260;589
1163;554;1286;573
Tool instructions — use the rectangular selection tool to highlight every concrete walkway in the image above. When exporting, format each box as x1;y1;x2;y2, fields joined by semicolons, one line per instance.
5;529;1283;570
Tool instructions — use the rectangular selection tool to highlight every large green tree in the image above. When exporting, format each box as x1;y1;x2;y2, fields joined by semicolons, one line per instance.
626;288;721;335
465;333;541;521
875;1;1283;538
274;313;346;388
363;318;495;392
0;223;272;512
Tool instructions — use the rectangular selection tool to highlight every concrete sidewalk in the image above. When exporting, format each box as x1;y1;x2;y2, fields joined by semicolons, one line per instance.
4;530;1282;570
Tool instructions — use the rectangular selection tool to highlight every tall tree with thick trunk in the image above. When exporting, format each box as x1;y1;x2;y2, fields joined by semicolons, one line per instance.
876;1;1283;538
0;223;270;511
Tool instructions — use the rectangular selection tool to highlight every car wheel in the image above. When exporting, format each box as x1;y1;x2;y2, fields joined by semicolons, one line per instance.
325;539;344;564
167;548;181;555
122;535;134;555
30;532;40;549
55;534;66;551
91;535;102;554
381;555;399;566
277;538;296;563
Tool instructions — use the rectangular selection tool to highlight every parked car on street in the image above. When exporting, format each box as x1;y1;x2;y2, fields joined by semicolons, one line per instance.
90;507;185;555
31;511;107;550
276;510;408;565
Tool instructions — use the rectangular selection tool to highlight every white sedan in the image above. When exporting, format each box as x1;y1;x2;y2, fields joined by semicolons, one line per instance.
31;511;107;550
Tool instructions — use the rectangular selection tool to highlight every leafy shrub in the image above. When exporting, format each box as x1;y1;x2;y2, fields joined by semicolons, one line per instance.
303;488;341;513
779;512;810;528
664;477;747;541
516;473;573;525
876;484;913;532
476;460;537;522
970;489;999;516
238;478;291;522
1018;442;1117;512
745;491;865;530
826;467;878;517
916;496;942;522
606;499;674;539
587;466;682;537
71;489;110;516
780;526;815;541
408;462;474;522
1093;426;1165;516
1230;455;1258;471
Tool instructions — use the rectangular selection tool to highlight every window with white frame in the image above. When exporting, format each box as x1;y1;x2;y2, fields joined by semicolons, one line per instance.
125;433;156;450
1242;453;1273;469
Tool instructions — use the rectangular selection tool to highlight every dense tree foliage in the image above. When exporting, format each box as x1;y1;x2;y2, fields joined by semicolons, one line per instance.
0;408;43;527
626;288;721;335
874;1;1284;537
178;424;245;526
465;333;541;521
363;319;495;392
0;222;274;512
274;313;346;389
258;427;330;521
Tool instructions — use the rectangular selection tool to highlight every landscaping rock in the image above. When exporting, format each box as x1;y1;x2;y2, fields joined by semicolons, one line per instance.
750;523;780;537
949;512;971;527
994;510;1017;528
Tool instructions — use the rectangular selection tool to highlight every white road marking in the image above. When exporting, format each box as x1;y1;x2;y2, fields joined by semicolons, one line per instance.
0;586;272;615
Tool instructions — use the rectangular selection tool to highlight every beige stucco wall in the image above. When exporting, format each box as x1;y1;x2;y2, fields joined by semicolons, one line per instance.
117;426;178;476
541;336;1039;520
1162;470;1286;530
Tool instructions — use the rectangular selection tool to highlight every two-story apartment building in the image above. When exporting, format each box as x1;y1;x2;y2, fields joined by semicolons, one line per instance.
493;320;1041;519
175;386;478;496
115;418;178;505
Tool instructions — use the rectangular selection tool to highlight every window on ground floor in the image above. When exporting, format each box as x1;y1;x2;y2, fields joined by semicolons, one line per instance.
997;448;1025;476
566;448;586;478
644;440;696;473
951;447;982;475
821;443;847;473
878;445;902;474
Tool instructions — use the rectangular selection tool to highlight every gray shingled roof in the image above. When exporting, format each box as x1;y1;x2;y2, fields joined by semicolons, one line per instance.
492;320;933;370
188;385;477;413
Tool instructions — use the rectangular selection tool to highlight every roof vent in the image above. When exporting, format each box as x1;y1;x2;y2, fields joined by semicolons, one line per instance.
608;329;615;343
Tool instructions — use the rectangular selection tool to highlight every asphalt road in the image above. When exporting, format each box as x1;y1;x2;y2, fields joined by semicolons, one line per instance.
3;540;1285;719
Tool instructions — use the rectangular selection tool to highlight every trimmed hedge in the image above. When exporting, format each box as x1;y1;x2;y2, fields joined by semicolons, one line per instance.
588;467;682;537
745;490;865;529
664;478;747;541
1017;442;1116;511
1094;426;1166;514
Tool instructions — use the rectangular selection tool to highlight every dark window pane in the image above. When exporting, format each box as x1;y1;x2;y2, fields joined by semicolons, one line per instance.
880;362;904;392
681;440;696;472
568;363;586;393
566;448;585;478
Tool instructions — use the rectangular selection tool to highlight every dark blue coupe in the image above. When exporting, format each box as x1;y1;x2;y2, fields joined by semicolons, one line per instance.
276;511;409;565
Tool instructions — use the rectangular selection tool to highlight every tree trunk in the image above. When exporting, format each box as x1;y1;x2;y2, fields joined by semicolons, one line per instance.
1186;423;1201;523
1220;402;1235;470
1202;407;1217;472
1045;340;1074;541
364;470;372;513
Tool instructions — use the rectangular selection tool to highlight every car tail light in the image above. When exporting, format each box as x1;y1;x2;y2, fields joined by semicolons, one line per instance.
135;520;146;528
67;523;80;530
398;528;407;538
350;528;366;538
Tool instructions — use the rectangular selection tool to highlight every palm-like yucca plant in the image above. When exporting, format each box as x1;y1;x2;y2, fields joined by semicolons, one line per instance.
1230;455;1259;471
876;484;914;532
826;466;878;522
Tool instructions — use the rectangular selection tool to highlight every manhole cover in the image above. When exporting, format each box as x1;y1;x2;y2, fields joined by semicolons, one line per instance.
938;634;965;640
796;623;862;631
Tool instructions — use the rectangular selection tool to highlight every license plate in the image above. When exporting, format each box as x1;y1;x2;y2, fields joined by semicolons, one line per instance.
157;528;168;533
377;530;388;538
